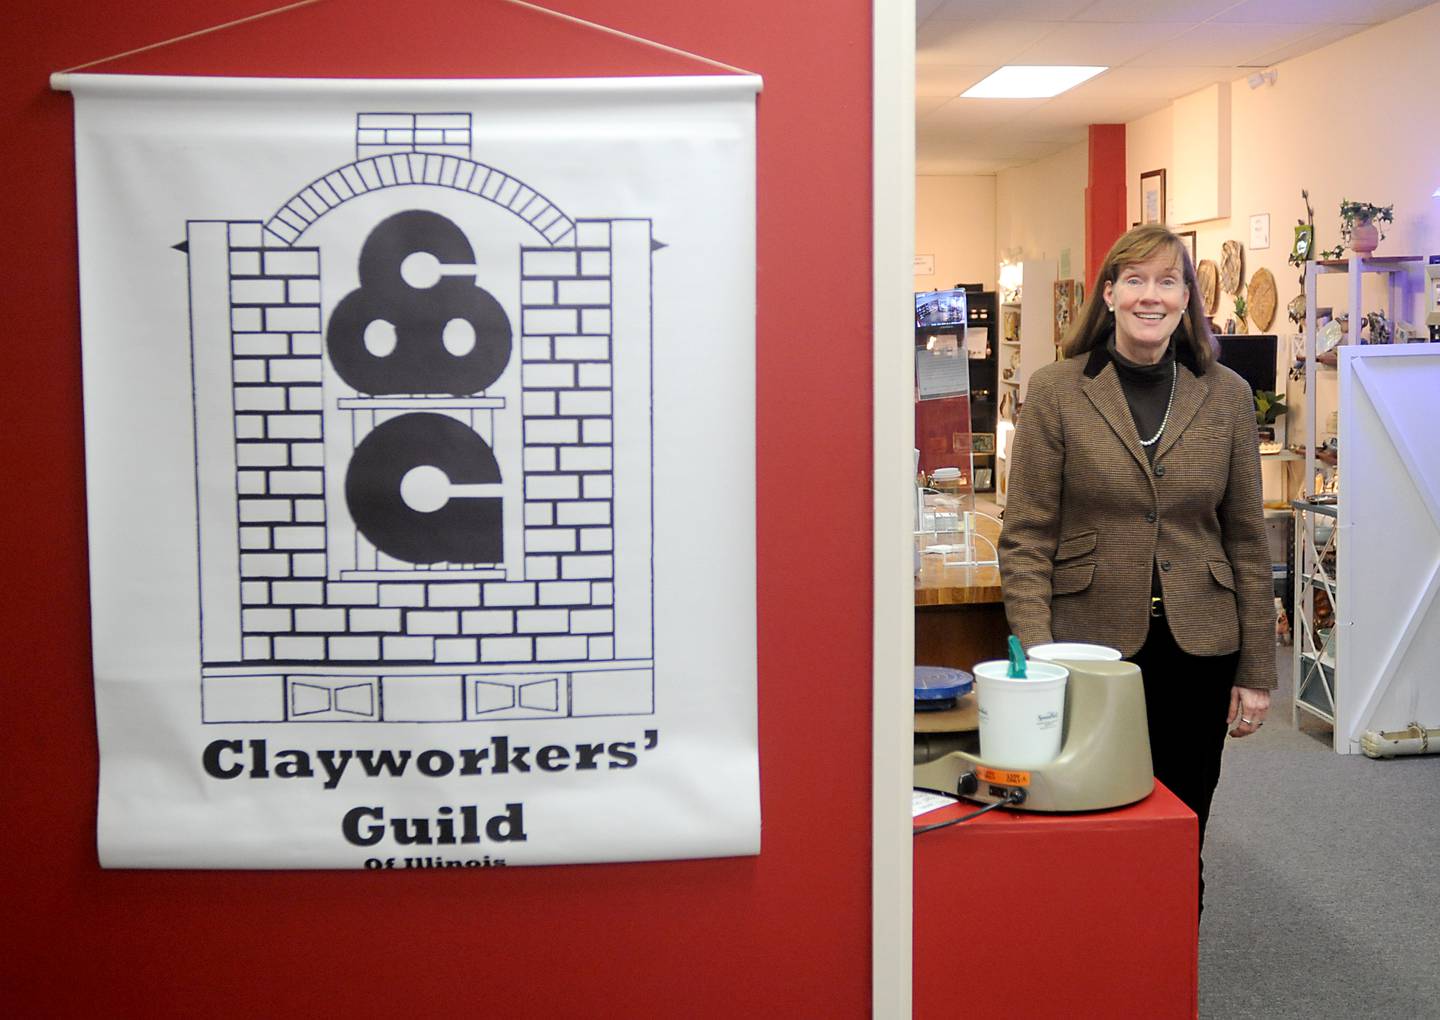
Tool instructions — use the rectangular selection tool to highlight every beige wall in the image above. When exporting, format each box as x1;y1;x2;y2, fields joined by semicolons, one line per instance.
1147;1;1440;322
1126;105;1173;229
996;141;1088;286
914;175;997;294
914;0;1440;450
1137;2;1440;454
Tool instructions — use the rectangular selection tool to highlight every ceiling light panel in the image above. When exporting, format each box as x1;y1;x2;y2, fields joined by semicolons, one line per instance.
961;65;1108;99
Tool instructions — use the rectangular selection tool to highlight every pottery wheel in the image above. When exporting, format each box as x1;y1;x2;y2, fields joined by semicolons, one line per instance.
914;692;979;733
1220;240;1244;295
1248;268;1277;332
1197;259;1219;315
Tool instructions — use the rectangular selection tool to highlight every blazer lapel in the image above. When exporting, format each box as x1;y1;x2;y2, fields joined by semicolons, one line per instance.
1154;364;1210;461
1081;364;1149;473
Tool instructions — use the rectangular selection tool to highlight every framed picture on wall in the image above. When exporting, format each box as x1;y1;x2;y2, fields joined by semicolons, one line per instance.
1140;169;1166;225
1250;213;1271;250
972;432;996;455
1054;279;1076;344
1178;230;1197;266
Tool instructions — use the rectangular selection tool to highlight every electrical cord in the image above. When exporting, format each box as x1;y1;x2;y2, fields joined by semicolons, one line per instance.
912;787;1026;836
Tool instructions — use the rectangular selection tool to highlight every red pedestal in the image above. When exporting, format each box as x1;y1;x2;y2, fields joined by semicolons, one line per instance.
914;783;1197;1020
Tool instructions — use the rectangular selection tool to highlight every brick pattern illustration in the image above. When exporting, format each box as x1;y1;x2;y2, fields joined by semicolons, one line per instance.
189;118;654;726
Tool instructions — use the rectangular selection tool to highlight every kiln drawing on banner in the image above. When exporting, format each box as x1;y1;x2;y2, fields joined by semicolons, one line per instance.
184;112;656;727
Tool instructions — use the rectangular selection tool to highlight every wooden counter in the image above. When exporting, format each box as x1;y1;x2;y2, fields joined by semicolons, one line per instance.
913;556;1001;606
914;554;1009;675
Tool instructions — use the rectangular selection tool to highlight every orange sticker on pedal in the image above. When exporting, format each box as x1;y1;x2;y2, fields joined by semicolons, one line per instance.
976;766;1031;787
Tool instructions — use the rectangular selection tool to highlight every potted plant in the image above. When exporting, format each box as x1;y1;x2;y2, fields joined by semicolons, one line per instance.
1255;389;1287;443
1233;293;1248;334
1321;199;1394;257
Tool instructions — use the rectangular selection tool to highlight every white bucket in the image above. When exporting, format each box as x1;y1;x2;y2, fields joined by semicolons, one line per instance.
1028;642;1122;662
973;660;1069;767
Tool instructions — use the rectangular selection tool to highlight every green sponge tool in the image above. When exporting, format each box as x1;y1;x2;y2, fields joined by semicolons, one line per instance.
1006;635;1028;678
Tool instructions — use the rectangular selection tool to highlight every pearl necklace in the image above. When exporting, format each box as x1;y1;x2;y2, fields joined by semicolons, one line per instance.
1138;362;1177;448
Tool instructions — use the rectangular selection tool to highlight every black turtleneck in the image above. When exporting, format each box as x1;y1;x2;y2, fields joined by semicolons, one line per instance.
1106;334;1176;466
1104;333;1178;599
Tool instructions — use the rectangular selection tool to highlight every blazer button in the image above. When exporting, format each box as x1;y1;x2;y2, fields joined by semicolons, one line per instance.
1155;465;1167;477
1145;511;1157;523
1160;560;1171;572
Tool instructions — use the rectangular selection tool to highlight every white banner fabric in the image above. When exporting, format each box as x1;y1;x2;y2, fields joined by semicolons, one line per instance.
70;73;760;868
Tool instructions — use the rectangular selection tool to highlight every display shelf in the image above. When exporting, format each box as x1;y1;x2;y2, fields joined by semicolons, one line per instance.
1302;254;1416;494
994;269;1055;507
1293;258;1418;732
1296;653;1336;716
1292;497;1338;727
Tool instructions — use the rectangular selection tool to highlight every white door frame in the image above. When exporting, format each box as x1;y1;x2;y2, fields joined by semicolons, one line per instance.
871;1;915;1015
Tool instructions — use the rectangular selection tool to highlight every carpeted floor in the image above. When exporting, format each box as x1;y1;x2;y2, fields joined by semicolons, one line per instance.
1199;642;1440;1018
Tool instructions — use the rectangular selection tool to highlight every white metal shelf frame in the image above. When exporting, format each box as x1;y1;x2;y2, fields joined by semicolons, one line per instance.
1295;254;1423;746
1292;499;1338;727
1302;254;1420;492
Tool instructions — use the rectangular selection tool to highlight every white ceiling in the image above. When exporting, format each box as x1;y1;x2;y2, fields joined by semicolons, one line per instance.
916;0;1434;174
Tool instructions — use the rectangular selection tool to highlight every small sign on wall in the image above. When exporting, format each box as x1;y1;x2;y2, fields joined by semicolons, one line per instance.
1250;213;1270;251
914;254;935;276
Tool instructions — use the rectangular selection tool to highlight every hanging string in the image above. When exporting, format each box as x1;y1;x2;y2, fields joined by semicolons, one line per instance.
56;0;327;75
55;0;756;80
502;0;757;77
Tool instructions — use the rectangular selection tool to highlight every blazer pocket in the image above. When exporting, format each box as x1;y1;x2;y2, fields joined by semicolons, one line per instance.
1053;561;1095;596
1055;530;1098;561
1208;559;1236;591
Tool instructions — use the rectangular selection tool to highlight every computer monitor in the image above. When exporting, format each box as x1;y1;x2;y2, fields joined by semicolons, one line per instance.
1215;334;1278;395
915;288;968;331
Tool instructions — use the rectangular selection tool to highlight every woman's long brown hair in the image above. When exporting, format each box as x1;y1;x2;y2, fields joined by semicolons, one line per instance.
1061;223;1218;371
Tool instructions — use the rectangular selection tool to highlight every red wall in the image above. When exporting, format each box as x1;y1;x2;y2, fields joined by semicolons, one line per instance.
1085;124;1127;288
0;1;875;1014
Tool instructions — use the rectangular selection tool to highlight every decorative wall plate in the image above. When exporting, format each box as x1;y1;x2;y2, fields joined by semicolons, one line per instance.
1287;292;1307;327
1220;240;1244;295
1197;259;1219;315
1248;268;1277;332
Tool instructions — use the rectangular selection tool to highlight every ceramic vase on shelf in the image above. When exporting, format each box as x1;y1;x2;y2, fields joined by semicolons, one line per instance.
1350;219;1380;255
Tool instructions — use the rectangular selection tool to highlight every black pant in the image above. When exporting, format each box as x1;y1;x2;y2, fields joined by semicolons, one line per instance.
1127;610;1238;912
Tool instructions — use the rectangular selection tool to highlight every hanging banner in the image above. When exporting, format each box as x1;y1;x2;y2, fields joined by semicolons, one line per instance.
68;73;760;868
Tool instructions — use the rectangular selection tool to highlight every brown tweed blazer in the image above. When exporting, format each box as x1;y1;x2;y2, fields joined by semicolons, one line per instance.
999;344;1277;690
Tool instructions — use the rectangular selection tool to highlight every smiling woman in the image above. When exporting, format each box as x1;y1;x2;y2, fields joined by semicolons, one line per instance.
999;222;1277;914
1105;253;1190;366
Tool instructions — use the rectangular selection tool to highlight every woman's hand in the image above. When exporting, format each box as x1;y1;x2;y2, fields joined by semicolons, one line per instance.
1228;686;1270;738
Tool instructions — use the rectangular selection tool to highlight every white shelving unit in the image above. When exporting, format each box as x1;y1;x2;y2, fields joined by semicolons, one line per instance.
1017;259;1058;405
1292;254;1422;738
1292;498;1337;726
995;259;1058;507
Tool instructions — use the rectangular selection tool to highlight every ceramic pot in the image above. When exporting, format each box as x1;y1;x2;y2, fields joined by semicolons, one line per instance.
1350;219;1380;255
